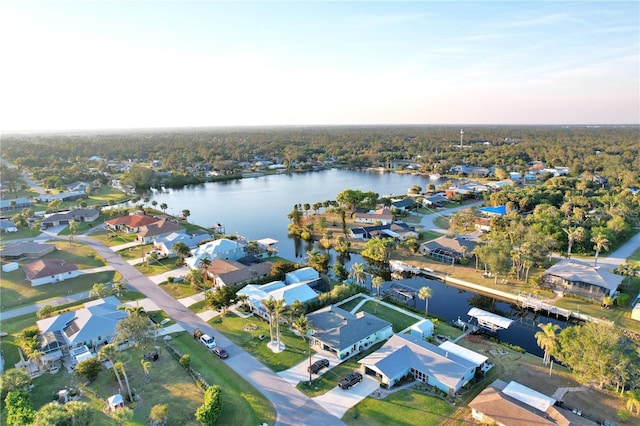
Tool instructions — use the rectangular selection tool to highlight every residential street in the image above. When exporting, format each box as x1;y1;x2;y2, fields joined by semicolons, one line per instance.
76;235;344;426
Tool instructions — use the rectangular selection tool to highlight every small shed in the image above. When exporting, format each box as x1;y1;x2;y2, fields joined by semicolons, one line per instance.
107;394;124;411
409;319;435;339
2;262;19;272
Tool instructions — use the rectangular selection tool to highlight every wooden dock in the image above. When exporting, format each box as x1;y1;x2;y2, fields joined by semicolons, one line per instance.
521;295;572;319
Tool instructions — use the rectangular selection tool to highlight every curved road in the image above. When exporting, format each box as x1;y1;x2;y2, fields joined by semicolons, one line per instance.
78;235;344;426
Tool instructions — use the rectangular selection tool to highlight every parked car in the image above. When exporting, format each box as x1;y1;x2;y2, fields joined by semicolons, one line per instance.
212;347;229;359
338;371;363;390
307;358;330;374
199;333;216;349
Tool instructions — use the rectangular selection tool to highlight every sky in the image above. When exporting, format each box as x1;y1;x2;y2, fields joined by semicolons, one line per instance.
1;1;638;131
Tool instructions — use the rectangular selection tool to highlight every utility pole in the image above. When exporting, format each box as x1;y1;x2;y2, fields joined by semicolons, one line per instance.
460;129;464;148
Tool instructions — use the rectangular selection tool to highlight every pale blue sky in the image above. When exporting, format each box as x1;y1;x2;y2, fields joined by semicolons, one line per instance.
1;1;638;131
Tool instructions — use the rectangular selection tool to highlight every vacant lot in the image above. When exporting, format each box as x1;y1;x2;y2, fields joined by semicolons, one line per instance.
355;301;420;333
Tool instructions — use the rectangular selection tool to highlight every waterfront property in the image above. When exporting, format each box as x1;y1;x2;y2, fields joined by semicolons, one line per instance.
307;305;393;360
206;258;273;287
469;379;590;425
358;334;477;394
23;259;80;286
137;218;185;243
185;237;246;268
349;222;418;241
152;230;213;257
104;212;160;233
238;280;318;320
353;207;394;225
418;235;477;264
540;259;623;301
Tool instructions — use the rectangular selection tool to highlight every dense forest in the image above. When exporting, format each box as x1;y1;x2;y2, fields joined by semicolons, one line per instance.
1;125;639;190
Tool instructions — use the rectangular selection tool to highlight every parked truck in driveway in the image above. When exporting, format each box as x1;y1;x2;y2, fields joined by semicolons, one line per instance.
338;371;363;389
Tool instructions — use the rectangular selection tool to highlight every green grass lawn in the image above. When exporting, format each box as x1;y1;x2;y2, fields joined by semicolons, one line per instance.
0;227;41;241
355;301;420;333
169;332;276;425
116;243;154;260
0;270;118;310
90;228;139;246
210;313;309;371
188;299;209;313
342;389;456;425
159;281;199;299
336;295;367;312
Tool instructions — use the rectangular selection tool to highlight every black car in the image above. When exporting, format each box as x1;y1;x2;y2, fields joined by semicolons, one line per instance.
338;371;363;389
212;347;229;359
307;358;330;374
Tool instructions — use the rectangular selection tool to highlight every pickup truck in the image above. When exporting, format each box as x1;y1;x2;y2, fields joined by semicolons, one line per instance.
307;358;330;374
338;371;363;390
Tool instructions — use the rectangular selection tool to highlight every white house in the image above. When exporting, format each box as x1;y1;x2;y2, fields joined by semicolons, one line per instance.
23;259;80;286
238;280;318;320
153;231;212;257
185;238;246;268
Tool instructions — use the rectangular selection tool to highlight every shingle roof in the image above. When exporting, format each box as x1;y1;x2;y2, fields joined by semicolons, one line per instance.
307;306;391;351
23;259;78;280
544;259;623;293
105;214;159;228
138;218;184;237
0;242;56;257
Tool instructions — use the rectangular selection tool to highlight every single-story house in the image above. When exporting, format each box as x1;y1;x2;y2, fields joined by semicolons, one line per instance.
438;341;490;373
350;222;418;241
474;218;491;233
0;219;18;232
205;258;273;287
446;183;489;198
37;296;128;352
285;266;319;284
152;231;213;257
23;259;80;286
418;236;477;264
0;197;33;212
540;259;623;301
478;205;507;217
390;198;414;211
185;238;247;269
358;334;477;394
42;208;100;227
137;218;185;244
487;179;516;190
36;191;86;203
306;305;393;360
353;208;394;225
421;194;448;207
237;280;318;320
0;242;56;260
104;213;160;233
450;165;489;177
469;380;588;426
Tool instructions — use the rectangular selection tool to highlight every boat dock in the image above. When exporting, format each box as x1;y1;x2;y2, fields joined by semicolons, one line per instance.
520;293;572;319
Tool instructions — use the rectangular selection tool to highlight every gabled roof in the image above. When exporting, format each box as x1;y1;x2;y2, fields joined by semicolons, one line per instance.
469;383;556;426
238;280;317;306
0;242;56;257
419;235;477;256
543;259;623;293
0;219;17;229
354;208;393;221
138;218;184;237
307;305;391;351
154;231;212;250
439;341;488;367
23;259;78;280
44;208;100;223
285;267;319;284
207;258;272;286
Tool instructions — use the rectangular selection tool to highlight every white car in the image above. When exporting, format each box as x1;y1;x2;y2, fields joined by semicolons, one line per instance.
199;334;216;349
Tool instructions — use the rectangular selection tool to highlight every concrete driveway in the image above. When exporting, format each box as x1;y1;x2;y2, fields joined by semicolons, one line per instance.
312;375;379;419
277;353;335;386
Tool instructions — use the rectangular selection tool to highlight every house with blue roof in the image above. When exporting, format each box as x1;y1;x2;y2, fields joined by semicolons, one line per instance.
478;205;507;217
185;237;246;268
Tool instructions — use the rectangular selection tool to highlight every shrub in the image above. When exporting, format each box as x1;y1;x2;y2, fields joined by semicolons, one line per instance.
616;293;630;307
36;305;56;319
179;354;190;369
74;357;102;383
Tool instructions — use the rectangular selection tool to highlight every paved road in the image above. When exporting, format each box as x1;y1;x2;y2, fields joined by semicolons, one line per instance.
76;235;343;426
419;201;483;233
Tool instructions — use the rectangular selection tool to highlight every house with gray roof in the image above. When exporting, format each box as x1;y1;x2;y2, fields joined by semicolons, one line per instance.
350;222;418;241
152;231;213;257
0;197;32;212
358;334;477;394
137;218;185;243
0;242;56;260
418;235;477;264
540;259;623;301
37;296;128;353
306;305;393;360
0;219;18;233
42;208;100;228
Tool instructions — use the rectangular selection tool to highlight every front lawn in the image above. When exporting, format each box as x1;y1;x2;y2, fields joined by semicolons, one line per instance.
159;281;199;299
210;313;309;371
134;257;183;276
0;270;118;310
343;390;455;425
169;332;276;425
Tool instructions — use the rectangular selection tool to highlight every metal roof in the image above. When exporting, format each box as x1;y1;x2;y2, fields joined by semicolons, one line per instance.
467;307;514;330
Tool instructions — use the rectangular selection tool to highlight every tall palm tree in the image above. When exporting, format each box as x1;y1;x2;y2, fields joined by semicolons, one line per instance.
160;203;168;214
563;226;585;258
349;262;367;286
372;276;384;297
535;322;560;365
591;233;610;266
274;298;286;349
292;315;313;385
112;281;126;296
172;242;191;263
626;389;640;415
98;344;127;400
418;286;433;317
262;297;276;343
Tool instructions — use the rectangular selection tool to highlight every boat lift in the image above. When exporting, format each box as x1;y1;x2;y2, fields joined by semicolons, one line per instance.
467;307;514;332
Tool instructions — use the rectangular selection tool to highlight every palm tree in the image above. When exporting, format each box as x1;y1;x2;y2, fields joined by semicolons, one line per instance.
591;233;610;266
98;344;127;400
371;276;384;297
172;242;191;263
535;322;560;365
274;298;286;349
68;220;79;245
90;282;111;299
262;297;276;343
141;359;151;380
292;314;313;385
349;262;367;286
111;281;125;296
563;226;585;258
626;389;640;415
418;286;433;317
181;209;191;222
160;203;168;214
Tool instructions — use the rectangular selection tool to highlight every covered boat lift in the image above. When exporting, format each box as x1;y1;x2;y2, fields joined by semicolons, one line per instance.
467;308;514;332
